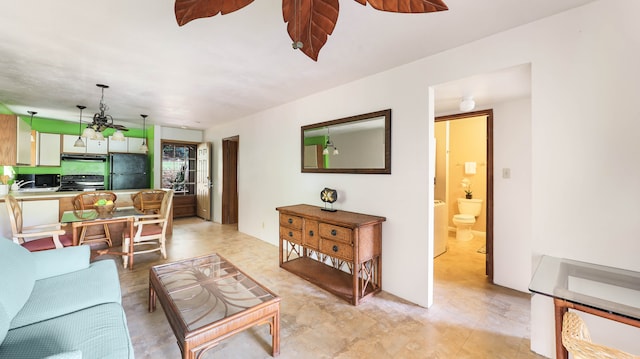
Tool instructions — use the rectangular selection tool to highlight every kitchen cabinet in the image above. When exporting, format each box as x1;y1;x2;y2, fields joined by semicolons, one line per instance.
86;137;108;154
62;134;107;154
127;137;147;154
108;136;128;152
107;136;148;154
38;133;61;166
0;114;34;166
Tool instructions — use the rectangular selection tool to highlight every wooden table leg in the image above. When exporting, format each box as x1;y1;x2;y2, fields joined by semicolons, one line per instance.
72;223;80;246
272;309;280;356
128;217;134;270
149;281;156;313
554;298;569;359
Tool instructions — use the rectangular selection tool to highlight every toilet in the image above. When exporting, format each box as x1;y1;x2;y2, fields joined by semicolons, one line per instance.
452;198;483;241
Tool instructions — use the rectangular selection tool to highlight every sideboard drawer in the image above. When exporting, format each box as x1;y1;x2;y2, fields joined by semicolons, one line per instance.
280;227;302;245
303;220;320;250
320;238;353;261
279;214;302;230
319;223;352;244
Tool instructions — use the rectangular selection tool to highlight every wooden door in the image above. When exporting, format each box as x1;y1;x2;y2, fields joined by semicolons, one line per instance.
196;142;212;220
222;136;239;224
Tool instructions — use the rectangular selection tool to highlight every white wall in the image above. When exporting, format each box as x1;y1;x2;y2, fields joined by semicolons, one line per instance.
204;0;640;356
492;98;532;292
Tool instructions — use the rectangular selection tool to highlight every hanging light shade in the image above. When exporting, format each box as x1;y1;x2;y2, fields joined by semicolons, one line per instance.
27;111;37;142
74;105;86;148
82;126;95;139
111;129;125;141
139;114;148;152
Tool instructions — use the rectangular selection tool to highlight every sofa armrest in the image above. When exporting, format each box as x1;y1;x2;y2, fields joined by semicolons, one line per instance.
31;245;90;280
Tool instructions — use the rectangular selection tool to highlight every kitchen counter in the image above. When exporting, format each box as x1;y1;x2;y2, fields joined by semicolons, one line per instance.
0;189;147;202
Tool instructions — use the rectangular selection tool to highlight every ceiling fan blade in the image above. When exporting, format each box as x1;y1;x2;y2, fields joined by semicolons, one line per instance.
110;124;129;131
283;0;339;61
353;0;448;13
175;0;255;26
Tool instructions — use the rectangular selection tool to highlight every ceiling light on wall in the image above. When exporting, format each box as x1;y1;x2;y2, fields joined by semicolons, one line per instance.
82;84;128;140
73;105;86;148
459;96;476;112
139;114;148;153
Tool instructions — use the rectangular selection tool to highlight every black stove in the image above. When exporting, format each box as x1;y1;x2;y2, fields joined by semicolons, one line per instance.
59;175;105;192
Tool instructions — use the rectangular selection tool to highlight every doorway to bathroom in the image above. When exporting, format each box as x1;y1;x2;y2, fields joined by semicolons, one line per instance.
434;109;493;281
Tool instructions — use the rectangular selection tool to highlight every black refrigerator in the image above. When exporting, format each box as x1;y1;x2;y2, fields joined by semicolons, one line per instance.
109;153;149;190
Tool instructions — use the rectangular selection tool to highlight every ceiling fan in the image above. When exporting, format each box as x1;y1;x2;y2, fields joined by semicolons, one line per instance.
174;0;448;61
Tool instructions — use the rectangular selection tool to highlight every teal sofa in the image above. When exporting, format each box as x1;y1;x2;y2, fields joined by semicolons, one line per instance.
0;238;134;358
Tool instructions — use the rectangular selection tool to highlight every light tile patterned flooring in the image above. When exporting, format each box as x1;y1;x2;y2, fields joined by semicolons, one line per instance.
115;217;545;358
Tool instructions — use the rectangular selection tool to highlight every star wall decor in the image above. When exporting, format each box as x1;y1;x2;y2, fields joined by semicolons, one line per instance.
174;0;448;61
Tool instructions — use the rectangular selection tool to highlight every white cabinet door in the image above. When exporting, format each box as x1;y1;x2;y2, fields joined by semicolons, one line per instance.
38;133;61;166
86;138;108;154
128;137;147;153
16;116;33;165
108;136;128;152
62;134;87;154
0;203;11;239
21;200;59;228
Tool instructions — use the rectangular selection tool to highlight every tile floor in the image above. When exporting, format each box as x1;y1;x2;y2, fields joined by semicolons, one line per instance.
115;217;545;358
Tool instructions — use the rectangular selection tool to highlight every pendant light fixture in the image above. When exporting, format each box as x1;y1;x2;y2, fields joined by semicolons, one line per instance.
73;105;86;148
139;114;148;153
82;84;128;140
27;111;37;142
322;127;339;155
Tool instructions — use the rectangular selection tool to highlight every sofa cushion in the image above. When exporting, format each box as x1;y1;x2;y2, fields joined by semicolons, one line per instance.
10;259;122;329
0;239;35;321
0;302;8;346
0;303;133;359
31;245;90;280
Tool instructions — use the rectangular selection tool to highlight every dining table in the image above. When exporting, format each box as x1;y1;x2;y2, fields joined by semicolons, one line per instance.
60;206;142;269
529;255;640;359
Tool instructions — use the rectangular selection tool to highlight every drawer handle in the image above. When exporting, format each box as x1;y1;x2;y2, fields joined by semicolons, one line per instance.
288;218;293;224
331;229;337;236
288;231;293;237
309;230;314;236
332;245;339;252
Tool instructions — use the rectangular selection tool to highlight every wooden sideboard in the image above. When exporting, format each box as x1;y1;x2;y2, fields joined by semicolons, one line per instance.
276;204;386;305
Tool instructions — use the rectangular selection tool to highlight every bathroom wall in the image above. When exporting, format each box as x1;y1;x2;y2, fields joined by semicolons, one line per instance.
446;116;487;232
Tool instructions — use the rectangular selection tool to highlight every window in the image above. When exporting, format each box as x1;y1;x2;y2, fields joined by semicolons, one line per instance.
161;142;197;195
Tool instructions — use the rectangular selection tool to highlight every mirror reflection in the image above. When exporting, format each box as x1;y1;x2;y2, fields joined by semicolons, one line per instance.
301;109;391;174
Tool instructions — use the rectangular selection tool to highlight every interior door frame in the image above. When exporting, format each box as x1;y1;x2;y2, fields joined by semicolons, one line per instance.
222;136;239;225
435;109;494;281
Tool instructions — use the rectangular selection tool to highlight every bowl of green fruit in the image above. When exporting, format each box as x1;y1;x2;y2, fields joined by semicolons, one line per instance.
94;199;115;218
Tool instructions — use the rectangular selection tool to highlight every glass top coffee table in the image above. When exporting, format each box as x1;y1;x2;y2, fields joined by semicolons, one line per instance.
149;253;280;358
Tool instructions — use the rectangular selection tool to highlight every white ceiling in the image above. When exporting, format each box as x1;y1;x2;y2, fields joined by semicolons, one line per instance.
0;0;594;130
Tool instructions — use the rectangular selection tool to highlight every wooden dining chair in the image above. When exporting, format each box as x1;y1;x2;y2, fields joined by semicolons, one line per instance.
72;191;117;246
122;189;173;268
4;194;73;252
131;189;165;214
562;312;639;359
